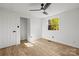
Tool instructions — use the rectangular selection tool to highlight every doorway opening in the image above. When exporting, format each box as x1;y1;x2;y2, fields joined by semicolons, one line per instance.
20;17;29;44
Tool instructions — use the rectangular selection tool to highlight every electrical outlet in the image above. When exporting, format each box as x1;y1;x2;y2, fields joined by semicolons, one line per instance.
52;36;54;38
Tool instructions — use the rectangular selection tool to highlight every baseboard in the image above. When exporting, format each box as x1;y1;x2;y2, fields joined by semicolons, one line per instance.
27;37;41;42
0;42;20;49
42;37;79;49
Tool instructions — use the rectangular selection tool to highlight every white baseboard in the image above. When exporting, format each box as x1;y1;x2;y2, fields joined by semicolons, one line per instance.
42;37;79;48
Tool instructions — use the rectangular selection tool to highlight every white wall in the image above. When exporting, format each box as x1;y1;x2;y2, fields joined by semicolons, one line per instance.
20;17;30;41
29;18;42;42
0;8;20;48
42;8;79;48
0;7;42;48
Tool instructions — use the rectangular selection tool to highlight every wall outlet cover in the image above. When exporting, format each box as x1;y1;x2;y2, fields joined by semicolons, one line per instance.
52;36;54;38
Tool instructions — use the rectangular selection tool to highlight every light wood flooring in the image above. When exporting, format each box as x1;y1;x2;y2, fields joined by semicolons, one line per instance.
0;39;79;56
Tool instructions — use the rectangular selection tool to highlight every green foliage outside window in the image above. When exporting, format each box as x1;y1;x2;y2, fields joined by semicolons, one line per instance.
48;18;59;30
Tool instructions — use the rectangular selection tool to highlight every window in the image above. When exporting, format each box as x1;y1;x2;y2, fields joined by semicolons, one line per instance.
48;18;59;30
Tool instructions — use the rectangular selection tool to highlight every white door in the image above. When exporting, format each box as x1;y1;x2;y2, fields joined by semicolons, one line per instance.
6;17;18;47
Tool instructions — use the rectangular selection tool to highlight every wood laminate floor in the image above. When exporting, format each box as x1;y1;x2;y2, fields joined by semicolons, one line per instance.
0;39;79;56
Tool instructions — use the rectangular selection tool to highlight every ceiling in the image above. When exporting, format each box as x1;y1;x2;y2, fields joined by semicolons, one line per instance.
0;3;79;18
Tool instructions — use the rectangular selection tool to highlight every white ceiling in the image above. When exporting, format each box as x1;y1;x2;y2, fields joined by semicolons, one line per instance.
0;3;79;18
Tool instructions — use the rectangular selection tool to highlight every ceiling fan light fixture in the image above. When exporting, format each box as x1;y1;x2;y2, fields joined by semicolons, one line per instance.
43;11;48;15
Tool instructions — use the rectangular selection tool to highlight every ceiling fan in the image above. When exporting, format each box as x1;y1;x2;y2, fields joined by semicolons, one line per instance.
29;3;51;15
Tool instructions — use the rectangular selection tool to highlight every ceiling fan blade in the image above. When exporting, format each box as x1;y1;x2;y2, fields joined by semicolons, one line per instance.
44;3;51;10
29;9;41;11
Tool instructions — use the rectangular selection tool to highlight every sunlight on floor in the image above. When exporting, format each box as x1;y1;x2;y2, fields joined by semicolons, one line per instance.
24;43;34;47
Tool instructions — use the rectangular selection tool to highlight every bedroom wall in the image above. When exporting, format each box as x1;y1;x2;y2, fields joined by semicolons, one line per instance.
0;7;42;47
42;8;79;48
0;8;21;48
29;18;42;42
